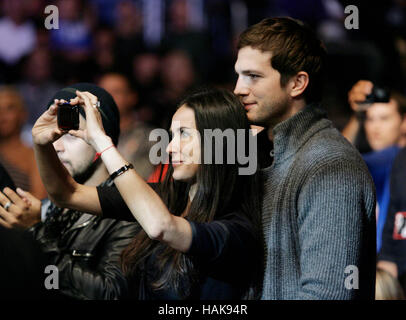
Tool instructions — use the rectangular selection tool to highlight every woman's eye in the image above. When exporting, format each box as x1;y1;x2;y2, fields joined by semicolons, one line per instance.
180;129;190;137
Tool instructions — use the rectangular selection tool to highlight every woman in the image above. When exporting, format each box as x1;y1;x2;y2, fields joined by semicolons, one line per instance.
31;87;263;300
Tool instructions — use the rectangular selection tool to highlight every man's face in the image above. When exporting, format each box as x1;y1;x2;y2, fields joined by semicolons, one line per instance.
0;93;26;138
99;75;135;115
364;99;403;151
53;115;95;178
234;46;291;127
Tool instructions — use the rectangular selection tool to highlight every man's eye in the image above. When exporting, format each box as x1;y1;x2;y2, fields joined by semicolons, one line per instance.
249;74;260;80
65;134;76;141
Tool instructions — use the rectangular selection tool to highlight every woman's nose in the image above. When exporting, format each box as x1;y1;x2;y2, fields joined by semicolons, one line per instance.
166;136;180;155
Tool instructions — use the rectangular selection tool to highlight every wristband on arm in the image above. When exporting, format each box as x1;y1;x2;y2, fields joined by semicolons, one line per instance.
110;163;134;180
93;145;115;162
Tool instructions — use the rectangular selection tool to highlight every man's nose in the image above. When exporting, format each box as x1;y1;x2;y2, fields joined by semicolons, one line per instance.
53;137;65;152
234;77;249;96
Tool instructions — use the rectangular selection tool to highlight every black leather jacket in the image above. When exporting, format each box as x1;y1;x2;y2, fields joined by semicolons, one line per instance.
29;200;140;300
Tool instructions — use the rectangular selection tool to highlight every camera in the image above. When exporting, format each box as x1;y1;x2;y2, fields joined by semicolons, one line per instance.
363;86;390;104
57;102;80;131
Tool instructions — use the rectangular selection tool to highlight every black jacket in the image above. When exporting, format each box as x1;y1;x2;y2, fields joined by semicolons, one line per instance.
29;200;140;300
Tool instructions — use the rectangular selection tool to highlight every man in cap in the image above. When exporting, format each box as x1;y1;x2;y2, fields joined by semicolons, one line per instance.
0;83;140;300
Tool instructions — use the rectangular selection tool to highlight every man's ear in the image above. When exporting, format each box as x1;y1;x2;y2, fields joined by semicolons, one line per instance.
288;71;309;98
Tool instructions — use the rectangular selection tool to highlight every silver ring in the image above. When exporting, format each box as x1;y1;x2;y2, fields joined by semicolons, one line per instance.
92;101;100;109
3;201;11;211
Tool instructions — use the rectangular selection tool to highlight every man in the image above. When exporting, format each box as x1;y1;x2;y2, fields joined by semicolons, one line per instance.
344;80;406;253
0;86;47;198
343;80;406;151
0;83;140;300
378;147;406;292
234;17;376;299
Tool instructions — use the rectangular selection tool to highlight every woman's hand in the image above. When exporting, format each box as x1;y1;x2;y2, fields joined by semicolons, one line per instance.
68;90;111;152
0;187;42;229
32;100;66;146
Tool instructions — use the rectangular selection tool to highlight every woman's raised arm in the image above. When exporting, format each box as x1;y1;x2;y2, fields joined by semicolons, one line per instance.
69;90;193;252
32;101;102;215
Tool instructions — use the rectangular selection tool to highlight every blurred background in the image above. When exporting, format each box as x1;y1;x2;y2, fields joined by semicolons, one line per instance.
0;0;405;134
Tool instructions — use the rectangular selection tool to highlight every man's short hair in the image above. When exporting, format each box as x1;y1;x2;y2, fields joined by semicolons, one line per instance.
390;91;406;117
237;17;327;103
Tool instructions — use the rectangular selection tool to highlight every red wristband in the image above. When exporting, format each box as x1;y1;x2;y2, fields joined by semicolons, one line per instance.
93;145;114;162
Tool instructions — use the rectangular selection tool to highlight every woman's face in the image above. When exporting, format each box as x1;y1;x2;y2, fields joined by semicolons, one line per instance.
166;105;200;181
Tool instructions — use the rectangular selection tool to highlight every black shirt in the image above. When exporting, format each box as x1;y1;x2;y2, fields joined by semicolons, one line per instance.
96;184;261;300
0;162;15;191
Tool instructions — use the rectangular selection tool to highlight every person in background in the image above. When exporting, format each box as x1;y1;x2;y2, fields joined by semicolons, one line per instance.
98;73;156;180
343;80;406;151
131;51;162;125
50;0;95;83
154;49;198;129
0;86;46;199
378;146;406;294
18;48;61;145
344;80;406;252
0;0;36;83
376;267;406;300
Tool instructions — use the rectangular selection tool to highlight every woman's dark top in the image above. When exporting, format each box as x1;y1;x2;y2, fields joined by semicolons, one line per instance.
0;161;16;191
96;184;261;300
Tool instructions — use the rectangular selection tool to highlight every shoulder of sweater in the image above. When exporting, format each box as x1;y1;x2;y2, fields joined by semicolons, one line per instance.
296;124;365;165
289;125;374;186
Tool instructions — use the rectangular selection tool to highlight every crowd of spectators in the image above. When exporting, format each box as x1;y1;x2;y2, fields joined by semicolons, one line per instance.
1;0;406;132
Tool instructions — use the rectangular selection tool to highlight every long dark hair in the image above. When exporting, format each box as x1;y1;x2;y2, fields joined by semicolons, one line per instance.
120;87;263;299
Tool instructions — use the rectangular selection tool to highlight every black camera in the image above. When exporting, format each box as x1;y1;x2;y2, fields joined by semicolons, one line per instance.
57;102;80;131
363;86;390;104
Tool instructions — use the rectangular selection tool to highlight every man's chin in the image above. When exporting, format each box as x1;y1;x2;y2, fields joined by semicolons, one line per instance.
246;112;264;126
61;163;73;176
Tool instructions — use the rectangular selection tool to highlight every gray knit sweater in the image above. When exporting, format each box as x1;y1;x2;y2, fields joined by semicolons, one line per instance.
260;104;376;300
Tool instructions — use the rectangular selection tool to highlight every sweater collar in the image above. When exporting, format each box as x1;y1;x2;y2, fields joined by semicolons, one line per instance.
270;103;330;164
